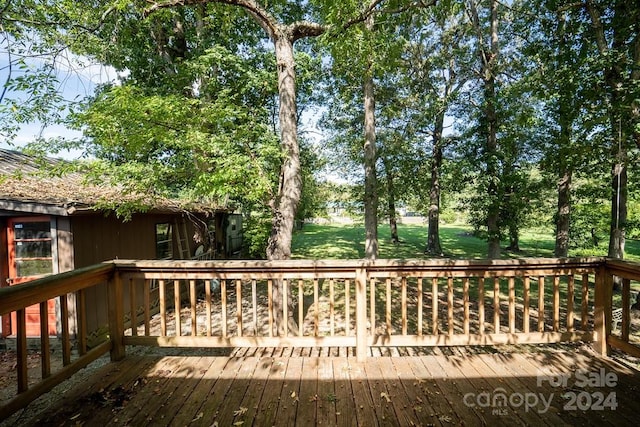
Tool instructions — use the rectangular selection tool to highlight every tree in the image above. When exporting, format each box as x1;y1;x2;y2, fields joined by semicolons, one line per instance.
583;0;640;262
465;0;502;258
396;3;471;255
145;0;325;263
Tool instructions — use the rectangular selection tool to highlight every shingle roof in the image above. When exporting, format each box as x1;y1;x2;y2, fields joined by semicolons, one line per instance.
0;148;222;216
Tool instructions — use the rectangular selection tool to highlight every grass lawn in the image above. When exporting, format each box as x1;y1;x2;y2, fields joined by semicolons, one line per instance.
291;221;640;261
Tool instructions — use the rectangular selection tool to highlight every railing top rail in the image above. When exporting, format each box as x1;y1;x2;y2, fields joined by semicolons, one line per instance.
604;258;640;281
0;262;115;316
111;257;605;277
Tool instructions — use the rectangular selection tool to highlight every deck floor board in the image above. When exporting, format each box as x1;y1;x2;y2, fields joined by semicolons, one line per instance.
12;345;640;427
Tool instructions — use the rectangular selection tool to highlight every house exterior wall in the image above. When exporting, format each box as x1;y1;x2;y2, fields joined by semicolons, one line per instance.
70;212;180;339
0;218;8;337
1;210;232;341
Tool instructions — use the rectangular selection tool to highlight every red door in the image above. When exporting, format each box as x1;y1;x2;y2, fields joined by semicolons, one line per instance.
7;217;57;336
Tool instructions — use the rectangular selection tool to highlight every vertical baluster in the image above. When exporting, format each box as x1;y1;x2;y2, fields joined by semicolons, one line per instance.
77;289;87;355
581;274;589;330
144;279;151;336
402;277;408;336
159;280;167;336
267;279;273;337
493;277;500;334
314;278;319;337
282;279;288;337
508;277;515;334
538;277;545;332
567;275;575;332
330;279;335;336
355;268;368;362
553;276;560;332
237;279;243;337
622;278;631;342
221;279;228;338
463;278;470;336
432;278;439;335
298;280;304;337
17;308;28;393
129;278;137;337
40;301;51;379
448;277;454;337
523;277;530;334
417;277;423;336
370;278;376;336
174;280;181;337
252;279;257;336
206;277;212;337
478;277;485;335
60;294;71;366
190;280;197;337
345;279;351;336
386;278;392;335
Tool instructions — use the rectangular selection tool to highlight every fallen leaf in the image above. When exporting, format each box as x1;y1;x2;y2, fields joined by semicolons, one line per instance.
233;406;248;417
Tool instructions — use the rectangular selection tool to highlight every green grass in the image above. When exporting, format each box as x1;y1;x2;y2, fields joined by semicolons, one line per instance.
291;222;640;261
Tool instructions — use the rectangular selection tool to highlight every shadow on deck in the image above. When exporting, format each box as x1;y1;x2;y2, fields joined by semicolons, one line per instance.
2;344;639;427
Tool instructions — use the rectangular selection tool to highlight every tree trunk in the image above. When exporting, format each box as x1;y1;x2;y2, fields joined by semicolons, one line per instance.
266;34;300;262
383;159;399;244
608;158;627;259
363;16;378;260
264;32;302;334
554;169;571;257
586;0;635;268
485;0;500;259
507;224;520;252
426;112;444;256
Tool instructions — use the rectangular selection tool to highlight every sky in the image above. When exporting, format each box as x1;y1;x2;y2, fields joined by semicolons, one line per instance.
0;50;122;159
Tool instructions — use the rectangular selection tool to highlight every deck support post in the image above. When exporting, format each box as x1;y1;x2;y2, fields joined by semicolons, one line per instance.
593;264;612;356
355;267;368;362
108;268;125;361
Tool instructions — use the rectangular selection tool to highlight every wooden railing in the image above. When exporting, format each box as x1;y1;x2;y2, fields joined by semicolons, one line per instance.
2;256;640;419
601;259;640;358
111;258;606;359
0;263;114;419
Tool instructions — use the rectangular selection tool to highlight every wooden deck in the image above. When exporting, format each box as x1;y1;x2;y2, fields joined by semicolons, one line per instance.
7;344;640;426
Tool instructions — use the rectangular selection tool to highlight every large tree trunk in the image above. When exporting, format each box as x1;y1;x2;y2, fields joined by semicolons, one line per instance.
265;32;303;334
266;34;300;261
467;0;500;259
608;157;627;260
485;0;500;259
425;112;444;256
586;0;632;265
554;169;571;257
363;16;378;260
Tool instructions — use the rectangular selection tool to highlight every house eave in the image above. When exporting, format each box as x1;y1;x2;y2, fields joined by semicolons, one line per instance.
0;200;76;217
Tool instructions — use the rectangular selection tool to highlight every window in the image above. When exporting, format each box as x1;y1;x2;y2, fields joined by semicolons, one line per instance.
155;223;173;259
9;218;53;278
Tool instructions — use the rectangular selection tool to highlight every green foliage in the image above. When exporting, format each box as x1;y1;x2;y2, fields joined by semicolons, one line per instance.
3;0;640;262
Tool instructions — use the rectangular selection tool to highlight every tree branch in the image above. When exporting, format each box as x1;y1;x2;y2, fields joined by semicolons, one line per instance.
290;21;325;42
145;0;279;39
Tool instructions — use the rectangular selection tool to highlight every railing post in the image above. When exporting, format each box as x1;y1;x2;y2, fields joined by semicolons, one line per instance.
355;267;368;362
593;264;612;356
108;268;125;361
